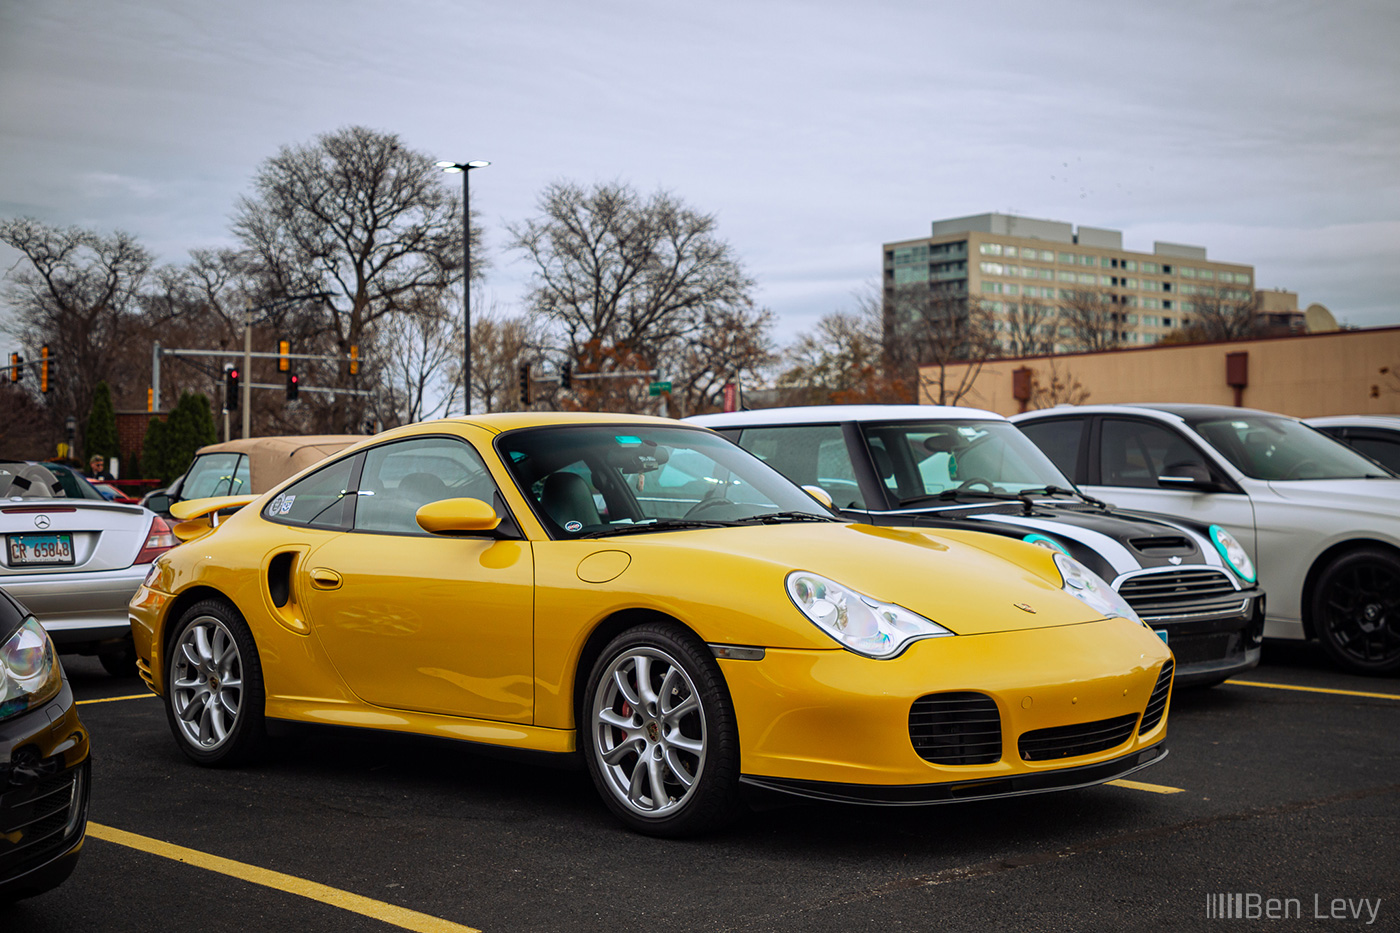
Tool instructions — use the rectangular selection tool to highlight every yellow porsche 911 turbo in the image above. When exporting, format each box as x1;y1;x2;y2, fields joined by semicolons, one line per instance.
128;413;1173;836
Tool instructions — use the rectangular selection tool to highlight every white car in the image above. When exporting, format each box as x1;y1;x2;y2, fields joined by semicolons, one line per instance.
1011;404;1400;674
1303;415;1400;475
1;461;176;675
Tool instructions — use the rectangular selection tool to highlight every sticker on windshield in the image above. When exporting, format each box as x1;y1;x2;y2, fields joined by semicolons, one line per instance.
614;435;642;446
279;495;295;514
269;494;284;514
565;520;583;532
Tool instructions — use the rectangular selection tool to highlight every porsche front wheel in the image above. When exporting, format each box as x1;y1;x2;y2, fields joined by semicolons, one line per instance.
583;623;741;836
165;598;267;765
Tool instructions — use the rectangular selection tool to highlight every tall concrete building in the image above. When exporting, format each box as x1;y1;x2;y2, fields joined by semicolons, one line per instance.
883;213;1258;351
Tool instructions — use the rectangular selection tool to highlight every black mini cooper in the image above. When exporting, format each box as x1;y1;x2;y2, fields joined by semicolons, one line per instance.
690;405;1265;687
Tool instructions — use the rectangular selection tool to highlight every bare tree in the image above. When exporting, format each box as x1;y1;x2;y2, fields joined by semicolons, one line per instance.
1058;288;1124;352
231;126;471;432
885;288;999;405
780;287;910;405
471;299;543;414
508;180;771;414
1174;288;1264;342
1026;358;1091;410
0;218;153;435
1000;299;1060;358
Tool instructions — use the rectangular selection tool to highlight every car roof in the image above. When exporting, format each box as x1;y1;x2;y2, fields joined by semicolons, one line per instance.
1011;403;1295;423
195;435;367;494
687;404;1005;428
1303;414;1400;429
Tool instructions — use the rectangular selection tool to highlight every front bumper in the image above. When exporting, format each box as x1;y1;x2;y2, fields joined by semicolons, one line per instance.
1145;592;1266;688
719;617;1172;793
0;675;91;902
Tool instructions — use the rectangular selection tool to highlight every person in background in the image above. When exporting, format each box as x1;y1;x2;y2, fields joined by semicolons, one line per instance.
88;455;115;481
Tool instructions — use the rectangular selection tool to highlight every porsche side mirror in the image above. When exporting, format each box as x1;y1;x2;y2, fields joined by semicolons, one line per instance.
417;497;503;536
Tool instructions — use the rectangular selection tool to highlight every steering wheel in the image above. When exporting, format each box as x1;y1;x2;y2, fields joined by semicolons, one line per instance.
956;478;996;491
684;496;737;519
1283;459;1321;480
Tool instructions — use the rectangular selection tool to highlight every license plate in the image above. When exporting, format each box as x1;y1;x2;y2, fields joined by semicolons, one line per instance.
1154;628;1169;645
7;533;75;566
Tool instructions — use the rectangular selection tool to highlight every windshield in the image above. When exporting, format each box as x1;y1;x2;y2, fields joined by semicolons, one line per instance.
1190;415;1395;481
497;424;838;537
860;420;1075;502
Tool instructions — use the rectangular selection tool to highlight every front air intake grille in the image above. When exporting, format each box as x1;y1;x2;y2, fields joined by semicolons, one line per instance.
1128;535;1194;557
1018;714;1139;761
0;768;82;875
1118;569;1240;618
1140;659;1174;733
909;692;1002;765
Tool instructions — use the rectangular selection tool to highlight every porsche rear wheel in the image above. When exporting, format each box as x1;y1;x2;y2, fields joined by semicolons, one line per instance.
1312;548;1400;675
165;598;266;765
583;623;741;836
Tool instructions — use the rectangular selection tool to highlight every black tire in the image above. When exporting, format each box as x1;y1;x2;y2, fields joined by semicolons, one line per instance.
164;598;267;765
1311;548;1400;675
98;638;138;677
581;622;742;837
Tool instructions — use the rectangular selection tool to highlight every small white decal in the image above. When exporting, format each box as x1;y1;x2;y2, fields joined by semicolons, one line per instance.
565;520;583;532
279;495;296;514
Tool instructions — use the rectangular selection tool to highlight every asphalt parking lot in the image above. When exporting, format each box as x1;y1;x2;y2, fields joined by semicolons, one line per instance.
5;641;1397;933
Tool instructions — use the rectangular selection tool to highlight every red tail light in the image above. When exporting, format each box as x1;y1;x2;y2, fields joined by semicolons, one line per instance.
134;515;177;565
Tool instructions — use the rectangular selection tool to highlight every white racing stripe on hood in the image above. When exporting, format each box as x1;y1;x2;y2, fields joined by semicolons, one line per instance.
966;513;1141;577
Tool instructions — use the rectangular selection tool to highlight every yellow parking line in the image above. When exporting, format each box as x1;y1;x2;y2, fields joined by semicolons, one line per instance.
76;693;156;705
1225;680;1400;701
1106;779;1185;794
87;823;480;933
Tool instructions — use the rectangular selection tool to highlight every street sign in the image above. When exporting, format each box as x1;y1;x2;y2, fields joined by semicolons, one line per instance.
648;381;672;396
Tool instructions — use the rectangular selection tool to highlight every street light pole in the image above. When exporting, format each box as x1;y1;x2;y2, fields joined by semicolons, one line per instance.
436;159;489;415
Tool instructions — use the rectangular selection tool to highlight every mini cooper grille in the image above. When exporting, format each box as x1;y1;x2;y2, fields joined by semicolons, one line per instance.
0;770;79;875
1018;714;1139;761
1140;659;1174;733
1118;569;1239;618
909;692;1002;765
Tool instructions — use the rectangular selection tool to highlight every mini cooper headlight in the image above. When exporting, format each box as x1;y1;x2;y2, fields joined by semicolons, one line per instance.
0;617;62;722
1053;552;1144;627
786;571;953;659
1209;524;1256;584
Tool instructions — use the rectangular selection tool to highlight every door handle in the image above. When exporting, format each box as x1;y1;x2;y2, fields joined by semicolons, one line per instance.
309;568;342;589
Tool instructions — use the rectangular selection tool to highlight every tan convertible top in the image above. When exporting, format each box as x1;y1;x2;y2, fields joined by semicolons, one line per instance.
194;435;363;493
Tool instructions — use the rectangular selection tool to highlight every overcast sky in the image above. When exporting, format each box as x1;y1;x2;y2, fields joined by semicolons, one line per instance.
2;0;1397;348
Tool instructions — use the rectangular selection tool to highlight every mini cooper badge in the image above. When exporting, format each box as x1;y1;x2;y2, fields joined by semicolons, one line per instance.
1169;555;1183;565
1014;602;1036;614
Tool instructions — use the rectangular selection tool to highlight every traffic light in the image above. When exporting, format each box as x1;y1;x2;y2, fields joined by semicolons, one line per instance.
278;339;290;372
225;367;240;410
286;371;300;401
40;346;50;393
349;345;360;375
518;365;530;406
8;352;20;383
560;363;572;390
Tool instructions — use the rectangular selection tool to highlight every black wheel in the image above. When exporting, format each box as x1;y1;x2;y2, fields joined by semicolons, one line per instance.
98;638;138;677
582;622;742;836
164;598;267;765
1311;548;1400;675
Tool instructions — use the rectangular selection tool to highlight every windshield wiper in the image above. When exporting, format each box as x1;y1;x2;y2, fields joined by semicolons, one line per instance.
900;489;1026;506
578;519;736;538
736;511;841;524
1022;485;1111;510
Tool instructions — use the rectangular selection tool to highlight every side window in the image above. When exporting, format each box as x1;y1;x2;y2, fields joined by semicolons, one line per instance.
1018;419;1084;480
1099;419;1205;488
182;453;249;499
736;425;865;509
264;456;358;529
1348;436;1400;474
354;437;499;535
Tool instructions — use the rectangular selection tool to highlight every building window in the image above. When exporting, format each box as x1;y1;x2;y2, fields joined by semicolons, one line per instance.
1140;262;1158;274
1078;255;1095;266
980;243;1003;256
1058;251;1075;264
1180;267;1197;279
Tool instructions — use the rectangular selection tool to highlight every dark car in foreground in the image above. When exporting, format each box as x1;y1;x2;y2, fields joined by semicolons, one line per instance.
690;405;1265;687
0;587;90;903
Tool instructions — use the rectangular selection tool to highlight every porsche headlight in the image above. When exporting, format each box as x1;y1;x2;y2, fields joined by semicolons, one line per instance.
786;571;953;659
1209;525;1256;584
0;617;62;722
1053;552;1144;626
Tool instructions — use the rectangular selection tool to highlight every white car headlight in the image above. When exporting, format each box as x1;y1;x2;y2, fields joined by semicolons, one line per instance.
1209;525;1256;584
0;617;62;722
786;571;954;659
1053;552;1145;627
